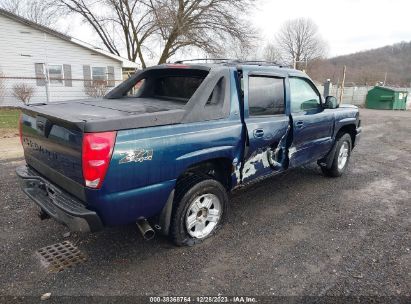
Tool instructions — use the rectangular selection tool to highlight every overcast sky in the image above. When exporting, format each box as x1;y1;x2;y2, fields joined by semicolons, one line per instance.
65;0;411;59
253;0;411;56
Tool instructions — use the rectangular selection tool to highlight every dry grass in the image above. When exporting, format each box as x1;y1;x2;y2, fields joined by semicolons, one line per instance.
0;108;20;138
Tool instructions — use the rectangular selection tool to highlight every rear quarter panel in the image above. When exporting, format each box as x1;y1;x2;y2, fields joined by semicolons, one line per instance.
85;120;243;226
86;70;244;226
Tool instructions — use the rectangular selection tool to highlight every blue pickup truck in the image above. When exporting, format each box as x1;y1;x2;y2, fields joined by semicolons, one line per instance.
17;60;361;246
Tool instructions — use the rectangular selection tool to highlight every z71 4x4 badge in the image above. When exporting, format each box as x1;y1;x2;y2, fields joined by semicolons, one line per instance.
119;149;153;164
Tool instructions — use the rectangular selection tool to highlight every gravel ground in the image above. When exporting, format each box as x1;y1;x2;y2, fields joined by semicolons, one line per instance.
0;109;410;301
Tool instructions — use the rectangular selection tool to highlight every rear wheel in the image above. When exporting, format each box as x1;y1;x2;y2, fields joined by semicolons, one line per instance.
321;133;352;177
170;175;229;246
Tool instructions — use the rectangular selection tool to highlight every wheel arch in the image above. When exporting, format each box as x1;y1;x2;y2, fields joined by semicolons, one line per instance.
319;124;356;170
335;123;357;147
176;157;233;190
159;157;233;236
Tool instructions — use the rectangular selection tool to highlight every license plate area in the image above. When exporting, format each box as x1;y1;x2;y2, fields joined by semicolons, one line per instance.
22;179;59;216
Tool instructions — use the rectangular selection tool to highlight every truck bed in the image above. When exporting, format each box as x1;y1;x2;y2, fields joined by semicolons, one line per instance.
23;97;186;133
20;65;231;201
20;97;186;198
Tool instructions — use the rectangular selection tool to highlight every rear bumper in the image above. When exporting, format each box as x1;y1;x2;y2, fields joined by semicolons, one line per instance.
16;165;103;232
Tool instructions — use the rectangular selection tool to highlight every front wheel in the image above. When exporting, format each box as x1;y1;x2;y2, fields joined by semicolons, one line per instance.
170;175;229;246
321;133;352;177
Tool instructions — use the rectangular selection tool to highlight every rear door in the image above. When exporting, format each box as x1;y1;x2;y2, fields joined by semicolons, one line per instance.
288;77;334;167
241;70;290;183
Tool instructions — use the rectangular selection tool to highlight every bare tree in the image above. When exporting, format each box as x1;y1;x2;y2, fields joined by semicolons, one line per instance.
0;0;63;28
56;0;155;67
150;0;256;64
215;36;259;61
263;43;282;63
56;0;255;67
12;83;35;104
276;18;327;70
84;80;109;98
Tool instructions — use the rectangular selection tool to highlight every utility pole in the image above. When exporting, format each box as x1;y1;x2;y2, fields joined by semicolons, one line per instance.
339;65;346;104
335;77;340;101
383;72;387;86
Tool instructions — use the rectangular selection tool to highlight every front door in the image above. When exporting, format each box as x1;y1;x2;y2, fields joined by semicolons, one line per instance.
242;72;291;183
288;77;334;167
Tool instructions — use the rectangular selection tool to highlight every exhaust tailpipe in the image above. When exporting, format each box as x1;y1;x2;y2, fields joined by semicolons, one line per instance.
136;219;155;240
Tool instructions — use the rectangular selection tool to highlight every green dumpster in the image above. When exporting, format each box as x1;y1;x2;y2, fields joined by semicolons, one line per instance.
366;86;408;110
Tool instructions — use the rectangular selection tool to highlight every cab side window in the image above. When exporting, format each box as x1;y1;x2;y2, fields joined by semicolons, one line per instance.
248;76;285;116
289;78;320;112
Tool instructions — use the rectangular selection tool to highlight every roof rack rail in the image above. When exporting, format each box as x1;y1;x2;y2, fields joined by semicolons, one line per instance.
174;58;234;64
239;60;279;65
174;58;287;68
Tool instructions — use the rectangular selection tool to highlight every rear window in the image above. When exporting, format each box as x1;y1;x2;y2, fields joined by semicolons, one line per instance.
116;68;209;102
154;76;204;101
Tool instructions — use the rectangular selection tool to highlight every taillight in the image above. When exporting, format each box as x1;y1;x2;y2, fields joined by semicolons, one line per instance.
19;113;23;145
82;131;116;189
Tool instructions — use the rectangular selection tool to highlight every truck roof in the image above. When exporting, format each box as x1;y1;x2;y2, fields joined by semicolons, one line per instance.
171;59;307;77
22;59;313;135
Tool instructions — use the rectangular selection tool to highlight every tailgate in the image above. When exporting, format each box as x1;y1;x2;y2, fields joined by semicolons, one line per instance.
21;109;85;200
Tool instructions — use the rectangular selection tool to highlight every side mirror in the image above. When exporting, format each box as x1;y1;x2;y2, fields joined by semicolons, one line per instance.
324;96;339;109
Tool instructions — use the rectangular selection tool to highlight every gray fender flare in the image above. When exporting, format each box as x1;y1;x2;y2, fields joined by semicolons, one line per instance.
159;190;175;236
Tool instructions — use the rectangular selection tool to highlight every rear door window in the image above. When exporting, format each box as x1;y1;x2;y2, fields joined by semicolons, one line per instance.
248;76;285;116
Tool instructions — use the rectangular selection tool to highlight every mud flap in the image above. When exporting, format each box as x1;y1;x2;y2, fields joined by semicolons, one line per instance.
158;189;175;235
317;141;338;169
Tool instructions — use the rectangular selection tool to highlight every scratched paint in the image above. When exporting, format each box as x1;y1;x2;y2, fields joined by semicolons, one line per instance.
238;123;292;182
268;124;291;170
267;149;282;170
242;149;271;180
233;162;242;183
288;147;297;158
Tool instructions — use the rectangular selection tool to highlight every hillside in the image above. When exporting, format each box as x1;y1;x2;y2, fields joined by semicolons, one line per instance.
308;41;411;87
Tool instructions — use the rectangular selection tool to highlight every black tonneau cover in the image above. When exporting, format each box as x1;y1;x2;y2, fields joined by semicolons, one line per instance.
22;98;186;133
22;65;232;133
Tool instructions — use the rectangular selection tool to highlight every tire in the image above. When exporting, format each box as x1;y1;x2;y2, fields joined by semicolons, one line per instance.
170;174;229;246
321;133;352;177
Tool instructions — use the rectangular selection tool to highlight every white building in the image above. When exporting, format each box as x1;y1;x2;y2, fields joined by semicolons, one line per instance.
0;8;139;105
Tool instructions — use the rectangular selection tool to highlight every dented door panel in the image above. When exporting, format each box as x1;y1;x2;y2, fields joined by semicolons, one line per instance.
241;68;292;183
242;116;290;183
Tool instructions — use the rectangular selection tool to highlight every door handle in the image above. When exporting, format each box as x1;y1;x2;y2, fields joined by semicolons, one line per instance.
295;121;304;129
253;129;264;138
